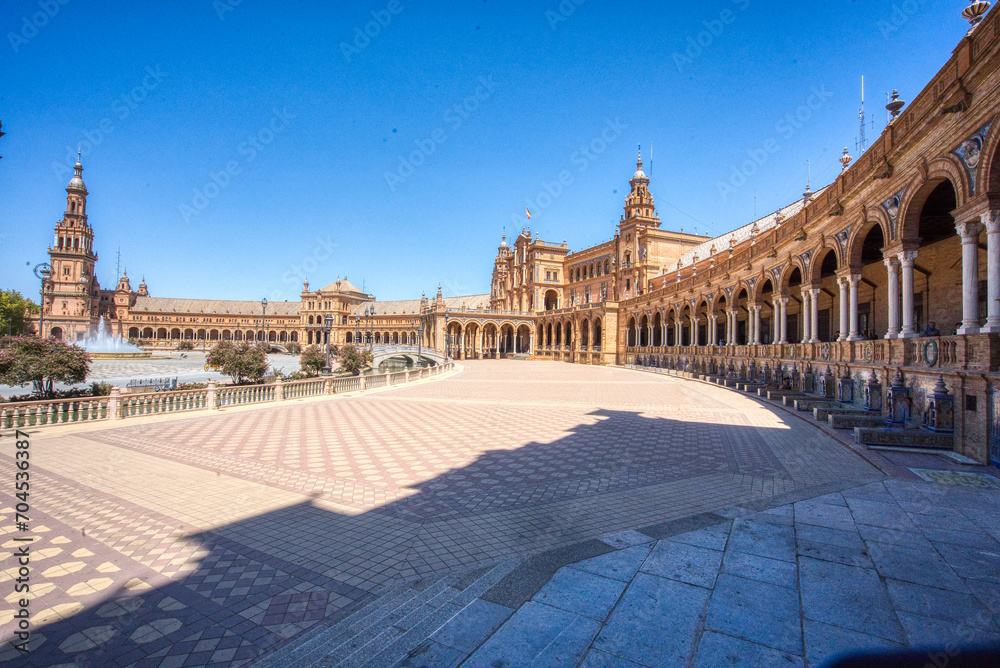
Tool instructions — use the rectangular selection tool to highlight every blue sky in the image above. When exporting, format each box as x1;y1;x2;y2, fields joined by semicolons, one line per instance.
0;0;975;303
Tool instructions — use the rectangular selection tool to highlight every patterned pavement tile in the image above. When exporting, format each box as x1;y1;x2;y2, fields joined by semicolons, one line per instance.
0;361;882;665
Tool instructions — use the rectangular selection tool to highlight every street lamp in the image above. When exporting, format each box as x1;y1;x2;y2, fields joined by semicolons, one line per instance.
354;315;361;347
410;316;423;368
322;315;333;376
366;306;374;348
261;298;268;350
33;263;51;338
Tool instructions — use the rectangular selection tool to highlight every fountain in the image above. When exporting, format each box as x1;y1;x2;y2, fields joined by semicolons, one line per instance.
80;317;152;359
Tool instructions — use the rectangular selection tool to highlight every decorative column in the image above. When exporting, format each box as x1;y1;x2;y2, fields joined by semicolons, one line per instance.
884;258;900;339
810;288;821;343
753;305;762;345
956;220;984;335
675;319;683;347
983;212;1000;333
847;274;862;341
690;316;700;346
779;298;789;344
838;277;849;341
709;314;718;345
772;298;781;344
899;250;919;338
800;289;812;344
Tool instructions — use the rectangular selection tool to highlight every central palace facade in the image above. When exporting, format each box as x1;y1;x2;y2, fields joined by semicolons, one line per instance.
31;8;1000;465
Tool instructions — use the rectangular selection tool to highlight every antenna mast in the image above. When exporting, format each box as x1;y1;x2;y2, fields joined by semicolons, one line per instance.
858;76;867;154
116;246;121;281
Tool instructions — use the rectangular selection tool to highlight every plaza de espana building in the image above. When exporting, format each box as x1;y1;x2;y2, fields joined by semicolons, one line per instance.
31;6;1000;465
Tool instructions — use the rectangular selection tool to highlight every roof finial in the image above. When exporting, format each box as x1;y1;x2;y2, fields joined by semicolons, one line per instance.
637;143;643;170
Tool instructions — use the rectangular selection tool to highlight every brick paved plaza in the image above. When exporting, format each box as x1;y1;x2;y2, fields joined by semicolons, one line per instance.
3;361;991;666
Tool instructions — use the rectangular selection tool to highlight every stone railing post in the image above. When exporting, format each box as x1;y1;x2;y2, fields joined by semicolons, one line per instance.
207;381;218;409
274;378;283;402
108;387;121;421
360;376;367;391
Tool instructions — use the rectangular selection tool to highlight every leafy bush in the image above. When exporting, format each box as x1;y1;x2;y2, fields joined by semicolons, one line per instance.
178;340;195;351
337;345;373;376
89;382;114;396
177;382;209;390
206;341;269;385
0;337;91;398
300;346;327;376
285;341;302;355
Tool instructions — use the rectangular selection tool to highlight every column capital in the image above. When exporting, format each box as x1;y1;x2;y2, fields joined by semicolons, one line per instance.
883;256;899;271
898;250;918;265
848;274;862;287
956;220;984;240
985;210;1000;234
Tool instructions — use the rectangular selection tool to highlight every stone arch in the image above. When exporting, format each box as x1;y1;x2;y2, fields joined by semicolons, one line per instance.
593;317;603;348
50;326;63;340
984;117;1000;197
581;318;591;348
128;327;140;339
845;208;892;269
626;316;637;347
898;162;968;244
807;240;843;284
778;257;809;292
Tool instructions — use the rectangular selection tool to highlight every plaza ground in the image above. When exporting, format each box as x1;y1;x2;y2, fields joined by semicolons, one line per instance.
0;361;998;666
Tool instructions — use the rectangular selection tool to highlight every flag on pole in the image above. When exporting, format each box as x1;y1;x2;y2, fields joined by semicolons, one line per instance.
526;208;531;220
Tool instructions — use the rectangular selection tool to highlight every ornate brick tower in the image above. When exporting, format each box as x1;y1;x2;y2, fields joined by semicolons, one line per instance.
622;148;660;228
42;154;101;341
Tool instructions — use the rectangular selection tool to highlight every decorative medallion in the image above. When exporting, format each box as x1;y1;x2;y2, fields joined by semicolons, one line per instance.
862;341;875;364
951;121;992;195
923;339;939;367
881;188;906;241
821;343;831;361
723;286;734;300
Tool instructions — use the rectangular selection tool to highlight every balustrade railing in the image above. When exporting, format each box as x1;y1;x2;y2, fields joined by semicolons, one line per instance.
1;397;109;430
1;362;455;431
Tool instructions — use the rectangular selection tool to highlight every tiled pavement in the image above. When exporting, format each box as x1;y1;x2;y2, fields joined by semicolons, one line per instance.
393;473;1000;667
0;361;890;666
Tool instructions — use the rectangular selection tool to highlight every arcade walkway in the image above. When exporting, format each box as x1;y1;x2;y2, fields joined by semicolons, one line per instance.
1;361;889;665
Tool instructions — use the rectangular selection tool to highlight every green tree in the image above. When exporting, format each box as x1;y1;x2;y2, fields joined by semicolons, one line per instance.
0;290;39;336
300;346;327;376
337;345;373;376
206;341;269;385
0;337;91;398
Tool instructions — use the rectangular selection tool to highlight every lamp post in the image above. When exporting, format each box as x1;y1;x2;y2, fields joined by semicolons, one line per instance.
261;298;268;350
366;306;374;348
410;316;423;368
33;263;51;338
322;314;333;375
354;315;361;347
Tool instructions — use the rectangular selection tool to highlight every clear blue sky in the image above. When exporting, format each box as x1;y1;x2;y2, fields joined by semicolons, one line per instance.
0;0;975;303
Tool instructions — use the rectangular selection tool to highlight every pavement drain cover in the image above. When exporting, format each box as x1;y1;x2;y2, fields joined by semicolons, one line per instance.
908;468;1000;489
